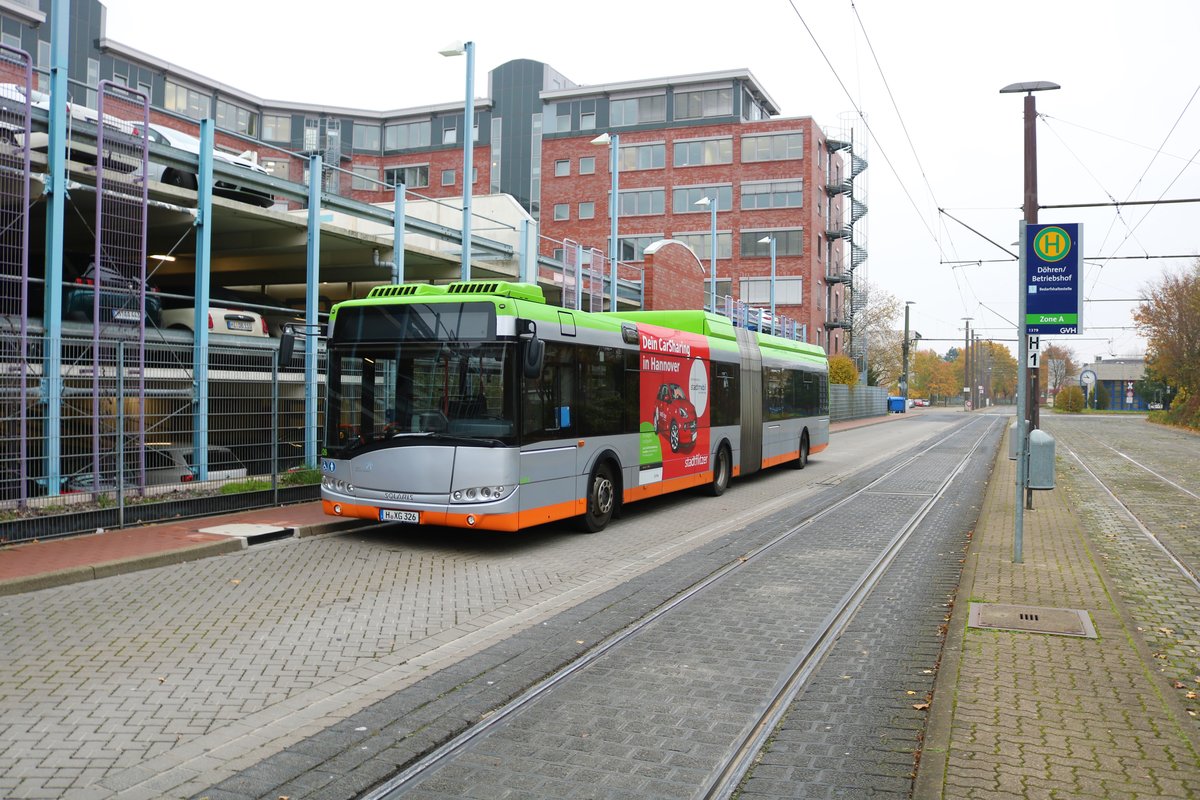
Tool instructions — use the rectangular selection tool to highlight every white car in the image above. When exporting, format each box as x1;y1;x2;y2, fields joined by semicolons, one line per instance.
161;304;271;337
143;122;274;207
0;82;136;154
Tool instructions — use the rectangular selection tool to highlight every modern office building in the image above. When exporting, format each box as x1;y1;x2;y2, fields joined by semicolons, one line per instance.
2;0;864;355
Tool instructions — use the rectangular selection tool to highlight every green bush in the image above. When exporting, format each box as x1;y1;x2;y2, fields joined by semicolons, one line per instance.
1055;385;1085;412
281;466;321;486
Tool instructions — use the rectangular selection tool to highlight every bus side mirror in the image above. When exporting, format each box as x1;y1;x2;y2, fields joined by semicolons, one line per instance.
523;337;544;379
518;318;543;378
279;326;296;365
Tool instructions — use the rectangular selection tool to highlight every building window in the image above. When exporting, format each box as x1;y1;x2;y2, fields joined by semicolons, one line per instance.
579;156;595;175
164;79;209;120
442;168;456;186
579;201;595;219
675;232;732;261
442;118;458;145
580;111;596;131
351;167;380;191
741;132;804;162
554;203;570;221
263;114;291;142
353;123;381;151
215;99;257;137
385;120;432;150
261;158;290;180
674;137;733;167
672;185;732;214
618;142;665;171
556;112;571;133
741;229;804;258
85;57;99;108
740;276;802;305
554;159;570;177
741;180;804;209
618;235;660;263
674;87;733;120
618;189;665;216
742;87;767;121
385;164;429;188
610;93;666;126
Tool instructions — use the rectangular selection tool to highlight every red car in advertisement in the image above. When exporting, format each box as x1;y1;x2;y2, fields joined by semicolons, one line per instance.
653;382;699;452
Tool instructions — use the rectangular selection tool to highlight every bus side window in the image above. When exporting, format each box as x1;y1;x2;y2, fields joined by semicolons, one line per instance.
521;342;577;443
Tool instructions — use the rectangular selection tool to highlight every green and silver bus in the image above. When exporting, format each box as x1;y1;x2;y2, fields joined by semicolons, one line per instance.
319;281;828;533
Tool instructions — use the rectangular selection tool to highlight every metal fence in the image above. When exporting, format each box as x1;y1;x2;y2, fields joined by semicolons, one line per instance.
0;331;321;544
829;383;888;421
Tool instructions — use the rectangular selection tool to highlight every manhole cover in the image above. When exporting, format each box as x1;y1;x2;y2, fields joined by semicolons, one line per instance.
968;603;1097;638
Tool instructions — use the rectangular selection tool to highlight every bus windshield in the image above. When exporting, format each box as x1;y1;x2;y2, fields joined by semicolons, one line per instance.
326;340;516;455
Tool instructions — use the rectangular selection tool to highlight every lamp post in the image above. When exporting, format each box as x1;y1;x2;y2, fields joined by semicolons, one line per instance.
902;301;915;406
1001;80;1058;532
591;132;619;310
757;235;776;333
439;41;475;282
962;317;973;410
694;194;718;312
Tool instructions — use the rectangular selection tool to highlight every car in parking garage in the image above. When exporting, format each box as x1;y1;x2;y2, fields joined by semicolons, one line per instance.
141;122;274;207
62;261;163;327
160;303;270;338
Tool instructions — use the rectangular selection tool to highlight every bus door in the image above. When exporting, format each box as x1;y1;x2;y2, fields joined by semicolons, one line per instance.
734;329;763;475
518;340;581;521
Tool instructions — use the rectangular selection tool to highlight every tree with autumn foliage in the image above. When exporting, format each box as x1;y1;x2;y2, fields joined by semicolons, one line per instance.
828;354;859;386
1039;343;1079;402
910;349;960;404
1134;259;1200;394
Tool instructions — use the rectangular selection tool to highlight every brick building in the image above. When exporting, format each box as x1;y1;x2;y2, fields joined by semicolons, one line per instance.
4;1;861;354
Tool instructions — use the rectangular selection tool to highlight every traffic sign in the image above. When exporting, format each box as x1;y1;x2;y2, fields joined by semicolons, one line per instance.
1025;223;1082;335
1027;335;1040;368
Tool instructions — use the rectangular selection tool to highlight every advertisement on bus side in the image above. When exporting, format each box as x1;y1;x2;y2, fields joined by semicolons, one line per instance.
637;323;710;485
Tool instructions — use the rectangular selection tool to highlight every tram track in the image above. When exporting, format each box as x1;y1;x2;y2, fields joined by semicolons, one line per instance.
1052;423;1200;594
362;414;1001;800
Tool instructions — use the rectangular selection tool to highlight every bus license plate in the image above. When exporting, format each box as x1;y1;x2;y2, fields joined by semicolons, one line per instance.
227;319;253;331
380;509;419;523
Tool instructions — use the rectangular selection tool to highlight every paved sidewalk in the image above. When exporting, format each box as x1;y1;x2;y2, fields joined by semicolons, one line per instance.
0;502;362;596
916;425;1200;798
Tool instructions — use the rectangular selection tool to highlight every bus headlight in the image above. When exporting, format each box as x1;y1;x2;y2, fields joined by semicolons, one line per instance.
451;484;515;503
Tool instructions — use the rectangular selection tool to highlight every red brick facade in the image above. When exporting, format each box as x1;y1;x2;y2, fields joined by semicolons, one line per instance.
539;117;846;353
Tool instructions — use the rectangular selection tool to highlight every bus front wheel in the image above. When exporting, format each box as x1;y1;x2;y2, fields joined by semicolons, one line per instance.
580;462;616;533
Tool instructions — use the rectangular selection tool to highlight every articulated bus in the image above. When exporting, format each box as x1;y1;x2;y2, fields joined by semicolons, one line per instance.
318;281;828;533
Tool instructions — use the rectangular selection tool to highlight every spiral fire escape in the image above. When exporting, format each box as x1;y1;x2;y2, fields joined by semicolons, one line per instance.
824;121;868;374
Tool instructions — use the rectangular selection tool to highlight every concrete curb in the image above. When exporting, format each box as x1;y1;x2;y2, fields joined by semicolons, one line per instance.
0;538;245;597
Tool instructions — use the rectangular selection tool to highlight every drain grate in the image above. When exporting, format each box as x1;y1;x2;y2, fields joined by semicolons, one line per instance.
199;523;293;546
968;602;1097;638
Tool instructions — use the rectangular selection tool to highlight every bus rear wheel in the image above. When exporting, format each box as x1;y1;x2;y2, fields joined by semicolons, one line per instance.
580;462;616;533
708;444;731;497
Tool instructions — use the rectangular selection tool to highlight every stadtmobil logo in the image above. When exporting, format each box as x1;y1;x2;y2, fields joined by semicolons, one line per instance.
1033;226;1071;262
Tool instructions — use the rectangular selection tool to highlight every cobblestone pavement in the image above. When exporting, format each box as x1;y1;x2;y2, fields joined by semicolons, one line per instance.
207;416;999;800
918;413;1200;800
0;416;955;799
1044;415;1200;734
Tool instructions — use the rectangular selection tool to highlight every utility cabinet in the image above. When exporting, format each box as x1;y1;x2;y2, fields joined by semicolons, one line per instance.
1028;429;1056;490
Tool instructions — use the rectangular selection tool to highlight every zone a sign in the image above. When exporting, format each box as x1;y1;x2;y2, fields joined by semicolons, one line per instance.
1025;223;1082;335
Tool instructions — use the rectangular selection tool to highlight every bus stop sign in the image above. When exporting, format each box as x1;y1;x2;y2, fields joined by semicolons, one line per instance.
1026;223;1082;335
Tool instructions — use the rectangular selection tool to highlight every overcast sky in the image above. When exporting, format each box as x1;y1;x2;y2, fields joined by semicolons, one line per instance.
98;0;1200;363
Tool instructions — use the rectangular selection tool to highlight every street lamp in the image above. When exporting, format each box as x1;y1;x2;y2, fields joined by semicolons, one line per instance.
1001;79;1058;536
903;301;915;406
440;41;475;282
962;317;973;410
757;235;777;334
591;131;619;310
694;194;718;313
